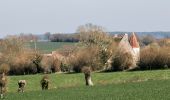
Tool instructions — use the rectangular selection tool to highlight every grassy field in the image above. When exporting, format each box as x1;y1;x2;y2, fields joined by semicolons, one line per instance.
4;70;170;100
6;80;170;100
26;42;75;53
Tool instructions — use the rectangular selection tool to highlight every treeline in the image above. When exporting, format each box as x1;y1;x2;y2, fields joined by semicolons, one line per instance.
14;31;170;43
49;33;79;42
0;24;170;75
48;32;170;42
110;32;170;38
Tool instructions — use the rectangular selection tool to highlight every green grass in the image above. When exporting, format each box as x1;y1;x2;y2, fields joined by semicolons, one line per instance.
26;42;75;53
5;70;170;100
6;80;170;100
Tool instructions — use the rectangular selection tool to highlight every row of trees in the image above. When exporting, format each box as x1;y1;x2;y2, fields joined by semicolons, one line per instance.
48;32;157;44
0;23;170;75
69;24;116;72
0;37;42;75
0;24;116;74
49;33;79;42
63;24;170;72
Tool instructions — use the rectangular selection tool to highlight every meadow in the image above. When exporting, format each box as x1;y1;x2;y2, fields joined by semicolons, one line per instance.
27;42;75;53
5;70;170;100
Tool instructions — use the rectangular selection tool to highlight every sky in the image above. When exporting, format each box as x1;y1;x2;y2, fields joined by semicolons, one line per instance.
0;0;170;37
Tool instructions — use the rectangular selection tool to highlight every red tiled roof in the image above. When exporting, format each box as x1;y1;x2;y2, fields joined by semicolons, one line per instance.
129;32;139;48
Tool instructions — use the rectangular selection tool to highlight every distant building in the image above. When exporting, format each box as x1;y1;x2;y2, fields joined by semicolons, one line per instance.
107;32;140;70
119;32;140;69
113;34;118;38
129;32;140;63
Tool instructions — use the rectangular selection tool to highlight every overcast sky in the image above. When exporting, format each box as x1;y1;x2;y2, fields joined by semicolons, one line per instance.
0;0;170;37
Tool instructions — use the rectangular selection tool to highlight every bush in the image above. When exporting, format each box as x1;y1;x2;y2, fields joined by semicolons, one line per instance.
60;62;71;72
81;66;92;73
40;54;53;73
74;23;116;72
111;51;134;71
0;37;43;75
0;63;10;74
139;45;170;70
50;33;79;42
52;58;61;72
69;46;103;72
139;34;156;45
9;51;40;75
158;39;170;47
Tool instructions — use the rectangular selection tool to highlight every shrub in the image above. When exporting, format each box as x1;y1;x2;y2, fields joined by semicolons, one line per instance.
74;23;116;72
0;63;10;74
55;45;78;72
9;51;40;75
81;66;92;73
32;53;43;73
60;62;71;72
0;37;42;75
139;34;156;45
52;58;61;72
40;54;53;74
111;51;134;71
68;46;102;72
139;45;170;70
158;39;170;47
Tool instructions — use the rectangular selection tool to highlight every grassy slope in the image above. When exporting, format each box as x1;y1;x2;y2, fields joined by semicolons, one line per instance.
27;42;75;53
5;70;170;100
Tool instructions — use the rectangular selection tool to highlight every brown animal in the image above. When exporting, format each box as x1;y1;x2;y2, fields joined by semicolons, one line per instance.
18;80;26;93
0;73;7;99
82;67;93;86
40;75;49;90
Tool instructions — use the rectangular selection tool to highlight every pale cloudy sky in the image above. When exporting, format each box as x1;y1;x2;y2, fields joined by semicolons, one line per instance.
0;0;170;37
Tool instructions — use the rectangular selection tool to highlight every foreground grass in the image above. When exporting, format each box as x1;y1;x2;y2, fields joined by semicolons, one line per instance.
6;79;170;100
4;70;170;100
7;70;170;93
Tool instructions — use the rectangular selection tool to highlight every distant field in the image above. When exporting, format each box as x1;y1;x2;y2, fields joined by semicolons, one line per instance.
4;70;170;100
26;42;76;53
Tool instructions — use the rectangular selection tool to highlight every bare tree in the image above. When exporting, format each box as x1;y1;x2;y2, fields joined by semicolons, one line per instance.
76;23;115;70
77;23;112;47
